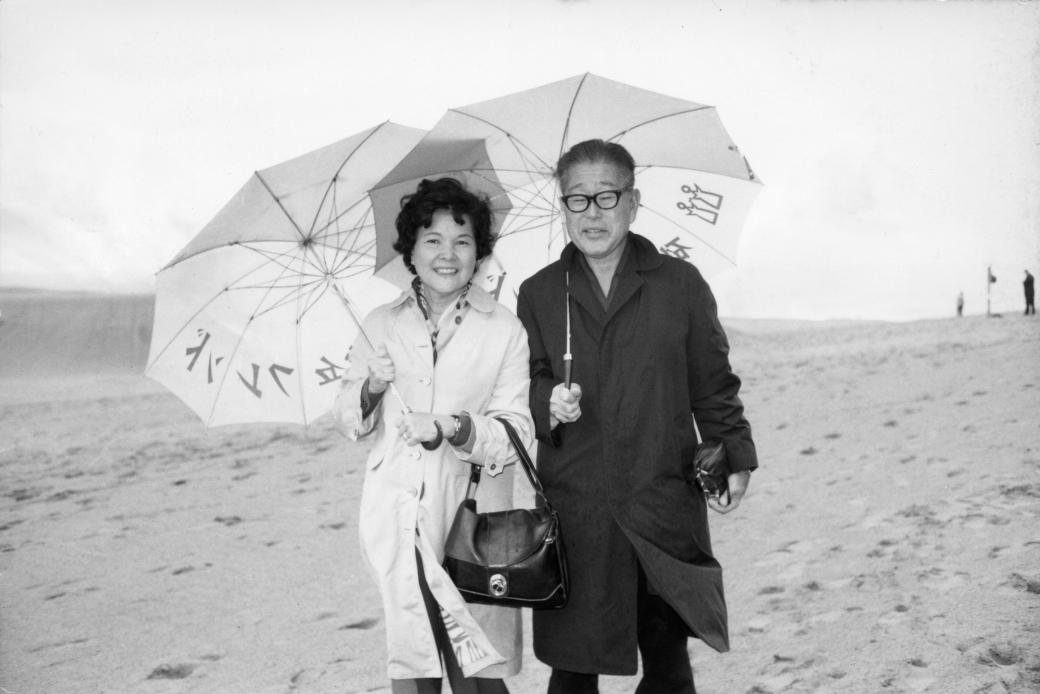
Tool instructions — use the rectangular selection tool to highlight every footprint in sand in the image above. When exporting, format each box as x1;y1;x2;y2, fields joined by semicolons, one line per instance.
1009;573;1040;594
147;663;196;680
746;615;771;633
341;618;379;630
977;642;1023;666
321;522;347;530
917;567;968;592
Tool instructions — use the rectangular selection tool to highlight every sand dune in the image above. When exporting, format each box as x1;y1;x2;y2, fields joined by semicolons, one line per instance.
1;291;1038;693
0;289;154;378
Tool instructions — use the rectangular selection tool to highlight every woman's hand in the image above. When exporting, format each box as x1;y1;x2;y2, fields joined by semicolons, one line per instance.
367;343;395;394
396;413;445;447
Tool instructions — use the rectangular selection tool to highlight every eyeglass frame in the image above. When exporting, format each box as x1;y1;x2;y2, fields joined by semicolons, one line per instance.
560;187;633;214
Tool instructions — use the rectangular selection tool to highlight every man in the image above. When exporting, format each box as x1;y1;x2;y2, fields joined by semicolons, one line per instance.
516;139;758;694
1024;270;1035;315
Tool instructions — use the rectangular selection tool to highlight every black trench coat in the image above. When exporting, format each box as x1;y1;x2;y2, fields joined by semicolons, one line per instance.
516;233;758;675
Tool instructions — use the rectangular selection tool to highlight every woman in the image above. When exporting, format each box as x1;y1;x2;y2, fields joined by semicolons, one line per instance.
334;177;533;693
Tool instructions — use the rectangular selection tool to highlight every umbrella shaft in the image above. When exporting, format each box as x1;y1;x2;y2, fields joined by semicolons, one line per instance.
332;282;412;413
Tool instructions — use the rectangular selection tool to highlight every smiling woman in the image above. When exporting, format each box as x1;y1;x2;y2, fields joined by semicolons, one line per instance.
332;176;533;691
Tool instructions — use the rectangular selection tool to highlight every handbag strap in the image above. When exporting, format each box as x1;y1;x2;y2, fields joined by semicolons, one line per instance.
464;417;549;505
496;417;546;496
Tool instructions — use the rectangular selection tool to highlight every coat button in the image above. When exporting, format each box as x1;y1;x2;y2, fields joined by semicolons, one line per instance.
410;450;421;460
488;463;497;471
419;376;431;386
409;487;419;497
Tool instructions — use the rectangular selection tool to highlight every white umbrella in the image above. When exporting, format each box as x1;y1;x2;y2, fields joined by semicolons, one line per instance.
146;122;425;426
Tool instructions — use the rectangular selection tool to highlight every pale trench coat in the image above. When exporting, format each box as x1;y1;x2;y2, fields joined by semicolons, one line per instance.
334;285;534;681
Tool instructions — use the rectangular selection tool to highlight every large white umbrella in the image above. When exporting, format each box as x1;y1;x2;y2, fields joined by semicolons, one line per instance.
374;73;763;311
146;122;425;426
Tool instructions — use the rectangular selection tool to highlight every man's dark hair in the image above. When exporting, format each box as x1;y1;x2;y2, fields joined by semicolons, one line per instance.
555;139;637;189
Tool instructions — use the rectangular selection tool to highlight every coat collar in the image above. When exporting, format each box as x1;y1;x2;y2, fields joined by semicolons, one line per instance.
560;233;662;326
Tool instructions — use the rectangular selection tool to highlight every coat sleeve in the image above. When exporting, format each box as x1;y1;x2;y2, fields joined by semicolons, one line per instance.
516;280;562;447
685;269;758;474
331;314;382;441
451;316;535;476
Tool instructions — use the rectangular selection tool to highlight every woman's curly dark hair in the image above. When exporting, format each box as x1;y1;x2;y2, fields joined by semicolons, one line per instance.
393;178;495;275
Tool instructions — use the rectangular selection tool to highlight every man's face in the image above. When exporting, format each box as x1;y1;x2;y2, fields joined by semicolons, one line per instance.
560;160;640;263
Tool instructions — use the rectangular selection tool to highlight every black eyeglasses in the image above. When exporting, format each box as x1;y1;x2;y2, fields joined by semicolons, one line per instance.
560;189;630;213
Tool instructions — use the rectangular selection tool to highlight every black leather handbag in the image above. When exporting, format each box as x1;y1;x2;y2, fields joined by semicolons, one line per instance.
443;418;568;609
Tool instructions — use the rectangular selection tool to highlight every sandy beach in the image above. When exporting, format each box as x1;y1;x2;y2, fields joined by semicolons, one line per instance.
1;289;1038;693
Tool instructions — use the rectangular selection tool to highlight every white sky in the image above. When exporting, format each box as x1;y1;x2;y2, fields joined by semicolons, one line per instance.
2;0;1038;320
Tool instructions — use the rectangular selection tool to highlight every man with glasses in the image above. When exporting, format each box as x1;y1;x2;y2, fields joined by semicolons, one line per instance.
516;139;758;694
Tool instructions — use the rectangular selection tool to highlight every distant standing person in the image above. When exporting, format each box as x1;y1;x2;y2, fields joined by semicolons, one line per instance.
1024;270;1035;315
957;292;964;317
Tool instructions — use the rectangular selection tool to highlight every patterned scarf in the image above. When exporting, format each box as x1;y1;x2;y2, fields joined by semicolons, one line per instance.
411;276;471;364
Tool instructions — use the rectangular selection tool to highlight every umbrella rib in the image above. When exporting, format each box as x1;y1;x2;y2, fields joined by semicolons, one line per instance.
237;242;325;278
634;162;762;185
557;72;590;163
204;252;317;423
248;277;326;315
304;121;394;239
497;175;560;238
292;258;321;423
445;109;555;173
320;216;376;279
308;197;372;240
327;237;376;279
253;171;308;242
313;206;375;274
605;106;717;144
638;204;738;267
146;243;312;370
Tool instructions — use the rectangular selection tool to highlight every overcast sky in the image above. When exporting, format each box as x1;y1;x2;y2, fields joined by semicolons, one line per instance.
2;0;1038;320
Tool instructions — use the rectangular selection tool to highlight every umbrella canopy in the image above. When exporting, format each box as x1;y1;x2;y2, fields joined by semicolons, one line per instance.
375;73;763;310
146;122;426;426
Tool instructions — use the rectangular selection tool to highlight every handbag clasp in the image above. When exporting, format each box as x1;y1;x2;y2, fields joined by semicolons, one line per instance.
489;573;508;597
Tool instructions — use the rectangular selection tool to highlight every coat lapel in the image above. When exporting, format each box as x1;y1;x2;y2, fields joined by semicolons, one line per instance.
603;270;645;325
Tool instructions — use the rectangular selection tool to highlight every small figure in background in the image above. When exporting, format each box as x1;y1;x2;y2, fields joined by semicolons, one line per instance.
957;292;964;317
1024;270;1035;315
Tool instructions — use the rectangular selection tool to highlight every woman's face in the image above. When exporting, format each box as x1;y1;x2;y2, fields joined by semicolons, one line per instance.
412;209;478;303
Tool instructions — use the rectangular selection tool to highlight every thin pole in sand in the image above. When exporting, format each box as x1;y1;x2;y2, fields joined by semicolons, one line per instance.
986;265;994;317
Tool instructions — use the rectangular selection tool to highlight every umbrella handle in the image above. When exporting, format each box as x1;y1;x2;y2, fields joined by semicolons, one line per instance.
332;282;412;414
564;272;572;389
